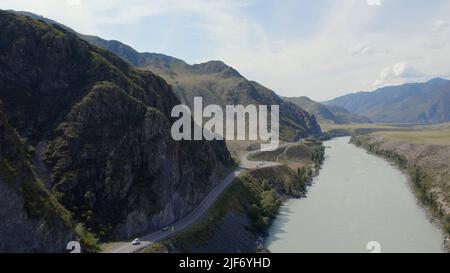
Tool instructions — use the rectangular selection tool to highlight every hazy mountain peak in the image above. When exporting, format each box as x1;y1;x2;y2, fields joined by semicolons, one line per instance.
327;78;450;124
192;60;241;78
283;96;371;125
286;96;313;102
426;77;449;85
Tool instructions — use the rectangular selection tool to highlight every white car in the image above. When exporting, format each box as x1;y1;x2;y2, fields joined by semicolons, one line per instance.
162;227;169;232
131;238;141;245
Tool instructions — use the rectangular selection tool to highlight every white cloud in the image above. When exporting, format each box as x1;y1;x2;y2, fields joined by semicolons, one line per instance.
432;20;449;33
366;0;382;6
350;42;374;55
80;0;251;24
391;62;423;78
66;0;81;6
349;42;388;55
200;0;447;99
372;62;426;88
2;0;450;100
0;0;251;30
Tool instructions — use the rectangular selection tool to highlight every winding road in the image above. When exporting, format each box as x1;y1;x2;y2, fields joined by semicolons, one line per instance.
104;145;288;253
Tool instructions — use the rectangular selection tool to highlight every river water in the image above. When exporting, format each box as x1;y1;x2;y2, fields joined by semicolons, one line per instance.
265;137;444;253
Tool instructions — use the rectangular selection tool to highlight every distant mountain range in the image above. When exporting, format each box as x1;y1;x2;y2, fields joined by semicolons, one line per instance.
283;96;371;125
326;78;450;124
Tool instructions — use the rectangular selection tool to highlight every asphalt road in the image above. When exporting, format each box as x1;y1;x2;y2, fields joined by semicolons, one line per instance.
104;147;284;253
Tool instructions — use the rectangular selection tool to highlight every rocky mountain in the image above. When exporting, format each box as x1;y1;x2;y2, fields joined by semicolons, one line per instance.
0;10;233;250
0;101;76;252
9;10;322;140
283;96;371;124
81;38;322;141
326;78;450;124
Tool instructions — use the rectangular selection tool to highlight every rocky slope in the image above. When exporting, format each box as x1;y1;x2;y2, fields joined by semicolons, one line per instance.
9;10;322;140
142;141;324;253
0;10;233;249
283;96;371;125
81;37;322;141
326;78;450;124
0;101;76;252
145;165;310;253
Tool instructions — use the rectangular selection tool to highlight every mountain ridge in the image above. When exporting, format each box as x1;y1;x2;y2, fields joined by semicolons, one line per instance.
325;78;450;124
7;9;322;140
283;96;372;124
0;10;233;250
80;32;322;141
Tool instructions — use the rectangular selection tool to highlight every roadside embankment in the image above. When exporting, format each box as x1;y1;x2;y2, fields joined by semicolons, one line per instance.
141;141;324;253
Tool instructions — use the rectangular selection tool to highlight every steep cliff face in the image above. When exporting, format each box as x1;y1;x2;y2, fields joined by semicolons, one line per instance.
45;82;231;238
0;10;233;244
0;102;75;252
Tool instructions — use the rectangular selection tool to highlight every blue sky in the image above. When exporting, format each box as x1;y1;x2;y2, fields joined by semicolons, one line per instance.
2;0;450;100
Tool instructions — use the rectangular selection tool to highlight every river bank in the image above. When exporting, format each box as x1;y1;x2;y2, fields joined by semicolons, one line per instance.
265;137;444;253
140;141;325;253
351;134;450;252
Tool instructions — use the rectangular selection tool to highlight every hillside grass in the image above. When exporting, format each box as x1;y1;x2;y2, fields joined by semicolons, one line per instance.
372;129;450;145
321;123;408;133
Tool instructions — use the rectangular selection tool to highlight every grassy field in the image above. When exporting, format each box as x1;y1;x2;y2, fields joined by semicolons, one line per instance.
409;122;450;131
322;122;450;132
322;122;450;145
327;121;450;145
371;129;450;145
321;123;405;132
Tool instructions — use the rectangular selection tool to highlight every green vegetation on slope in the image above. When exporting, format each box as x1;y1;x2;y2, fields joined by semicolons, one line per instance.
0;101;98;252
142;165;306;253
141;141;325;253
81;36;322;141
0;10;234;245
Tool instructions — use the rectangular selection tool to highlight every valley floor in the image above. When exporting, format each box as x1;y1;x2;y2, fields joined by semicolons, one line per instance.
110;123;450;253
